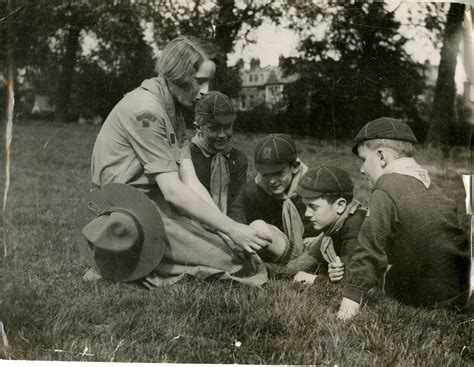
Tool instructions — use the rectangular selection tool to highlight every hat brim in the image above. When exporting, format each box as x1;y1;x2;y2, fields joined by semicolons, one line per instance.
75;183;166;282
296;185;324;200
255;162;292;174
197;113;236;125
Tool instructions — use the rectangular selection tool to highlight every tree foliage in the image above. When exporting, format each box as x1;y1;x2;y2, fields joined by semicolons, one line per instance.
1;0;283;122
279;2;427;140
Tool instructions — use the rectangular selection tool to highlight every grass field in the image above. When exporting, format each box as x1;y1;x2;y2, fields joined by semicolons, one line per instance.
0;120;472;364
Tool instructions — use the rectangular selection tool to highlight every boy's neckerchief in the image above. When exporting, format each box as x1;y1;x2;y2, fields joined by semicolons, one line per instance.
306;200;362;264
384;157;431;189
255;160;308;249
191;133;233;214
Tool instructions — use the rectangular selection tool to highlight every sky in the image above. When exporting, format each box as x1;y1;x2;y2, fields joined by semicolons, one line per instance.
226;4;472;95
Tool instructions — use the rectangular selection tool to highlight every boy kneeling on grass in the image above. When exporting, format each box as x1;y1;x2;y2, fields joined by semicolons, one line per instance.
228;134;318;268
338;117;471;320
291;165;367;284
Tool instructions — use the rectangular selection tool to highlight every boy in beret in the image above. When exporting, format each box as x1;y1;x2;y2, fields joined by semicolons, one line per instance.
291;165;367;284
338;117;471;320
191;91;248;214
228;134;318;266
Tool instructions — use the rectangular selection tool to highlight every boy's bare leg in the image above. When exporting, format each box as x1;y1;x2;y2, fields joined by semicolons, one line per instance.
249;220;289;260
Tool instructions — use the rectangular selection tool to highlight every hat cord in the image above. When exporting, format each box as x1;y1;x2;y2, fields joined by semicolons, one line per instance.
87;202;145;247
87;202;112;217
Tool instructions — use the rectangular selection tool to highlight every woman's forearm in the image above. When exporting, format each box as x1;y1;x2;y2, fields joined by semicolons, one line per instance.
179;158;219;209
156;171;234;234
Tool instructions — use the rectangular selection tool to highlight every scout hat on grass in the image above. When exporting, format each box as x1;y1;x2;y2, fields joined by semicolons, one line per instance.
195;91;236;125
77;183;166;282
297;165;354;200
254;133;298;174
352;117;418;154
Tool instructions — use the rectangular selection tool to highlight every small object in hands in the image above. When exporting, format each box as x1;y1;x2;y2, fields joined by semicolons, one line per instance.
294;271;318;284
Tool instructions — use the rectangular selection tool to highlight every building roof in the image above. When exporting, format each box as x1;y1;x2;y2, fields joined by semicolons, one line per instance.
239;65;297;88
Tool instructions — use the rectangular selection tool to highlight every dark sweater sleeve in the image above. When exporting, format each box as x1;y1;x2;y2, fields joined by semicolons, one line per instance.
227;185;249;224
228;150;248;205
338;209;366;268
342;190;397;303
234;150;248;189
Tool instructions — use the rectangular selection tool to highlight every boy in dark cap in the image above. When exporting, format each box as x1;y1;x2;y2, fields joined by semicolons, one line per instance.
291;165;367;284
191;91;248;214
228;134;318;266
338;117;471;320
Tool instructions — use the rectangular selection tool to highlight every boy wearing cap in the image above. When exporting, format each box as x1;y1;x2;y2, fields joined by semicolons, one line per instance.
228;134;317;266
191;91;247;214
338;117;471;320
291;165;367;284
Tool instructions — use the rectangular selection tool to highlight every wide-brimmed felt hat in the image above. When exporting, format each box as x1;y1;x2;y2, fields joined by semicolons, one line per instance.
297;165;354;200
352;117;418;154
195;91;236;125
254;133;298;174
76;183;166;282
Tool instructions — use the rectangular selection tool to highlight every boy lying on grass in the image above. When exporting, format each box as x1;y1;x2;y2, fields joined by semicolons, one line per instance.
228;134;318;268
291;165;367;284
338;117;471;320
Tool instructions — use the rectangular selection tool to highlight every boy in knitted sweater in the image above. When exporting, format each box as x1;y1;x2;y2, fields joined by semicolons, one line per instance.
292;165;367;284
228;134;318;265
191;91;248;214
338;117;471;320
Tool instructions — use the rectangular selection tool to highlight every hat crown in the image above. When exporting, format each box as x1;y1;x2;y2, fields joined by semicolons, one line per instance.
298;165;353;199
352;117;417;154
254;133;297;167
195;91;236;126
83;211;141;253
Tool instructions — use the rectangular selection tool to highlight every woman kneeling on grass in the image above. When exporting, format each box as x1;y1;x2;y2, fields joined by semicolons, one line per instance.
86;36;274;287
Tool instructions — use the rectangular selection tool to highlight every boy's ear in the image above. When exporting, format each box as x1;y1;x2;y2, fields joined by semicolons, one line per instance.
291;160;300;174
335;198;347;214
377;149;388;168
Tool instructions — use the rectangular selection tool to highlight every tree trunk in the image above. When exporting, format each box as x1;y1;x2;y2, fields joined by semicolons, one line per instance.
54;25;81;123
428;3;465;150
212;0;240;96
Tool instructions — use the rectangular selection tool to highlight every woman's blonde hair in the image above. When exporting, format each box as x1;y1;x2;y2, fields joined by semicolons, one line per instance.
156;36;216;87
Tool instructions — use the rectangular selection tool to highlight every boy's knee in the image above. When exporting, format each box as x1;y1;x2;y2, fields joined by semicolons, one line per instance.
250;220;271;235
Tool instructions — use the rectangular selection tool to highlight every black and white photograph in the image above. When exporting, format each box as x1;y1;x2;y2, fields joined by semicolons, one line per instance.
0;0;473;364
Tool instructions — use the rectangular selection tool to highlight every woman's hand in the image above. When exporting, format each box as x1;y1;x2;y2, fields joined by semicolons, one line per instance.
227;223;271;254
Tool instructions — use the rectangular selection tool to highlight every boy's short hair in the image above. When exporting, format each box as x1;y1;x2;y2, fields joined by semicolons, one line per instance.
352;117;417;155
359;139;416;158
156;36;217;88
297;165;354;202
254;134;298;174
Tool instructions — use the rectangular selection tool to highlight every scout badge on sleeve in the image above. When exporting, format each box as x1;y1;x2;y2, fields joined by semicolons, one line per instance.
462;174;474;294
76;183;167;282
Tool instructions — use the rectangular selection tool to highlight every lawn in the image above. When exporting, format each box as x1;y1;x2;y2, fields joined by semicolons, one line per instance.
0;120;472;364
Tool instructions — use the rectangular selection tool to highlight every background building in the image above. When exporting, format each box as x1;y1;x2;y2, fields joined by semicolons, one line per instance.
232;58;297;111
